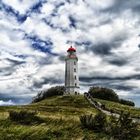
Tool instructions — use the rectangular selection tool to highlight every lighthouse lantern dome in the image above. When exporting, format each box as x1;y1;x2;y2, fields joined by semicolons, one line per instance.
67;46;76;52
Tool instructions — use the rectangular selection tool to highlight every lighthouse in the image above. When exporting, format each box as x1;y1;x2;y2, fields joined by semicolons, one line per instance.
65;46;79;95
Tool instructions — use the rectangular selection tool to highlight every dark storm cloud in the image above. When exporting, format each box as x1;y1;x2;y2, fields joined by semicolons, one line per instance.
74;40;92;47
138;44;140;49
69;16;77;28
80;77;135;92
95;35;129;55
0;58;25;76
6;58;25;65
112;85;134;91
102;0;140;14
92;43;112;55
81;82;134;91
133;4;140;13
0;69;13;76
59;56;65;62
91;31;128;55
80;74;140;82
37;56;54;65
108;58;127;66
105;54;128;66
73;30;129;56
88;41;120;56
33;77;63;89
71;41;112;56
0;93;31;104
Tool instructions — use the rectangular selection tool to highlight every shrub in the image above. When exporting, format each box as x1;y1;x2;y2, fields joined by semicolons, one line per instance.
80;114;95;130
109;112;140;140
93;112;107;132
88;86;119;102
9;110;43;125
80;112;107;132
32;86;65;103
119;99;135;106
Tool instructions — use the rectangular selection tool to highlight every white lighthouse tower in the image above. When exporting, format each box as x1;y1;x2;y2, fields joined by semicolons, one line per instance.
65;46;79;95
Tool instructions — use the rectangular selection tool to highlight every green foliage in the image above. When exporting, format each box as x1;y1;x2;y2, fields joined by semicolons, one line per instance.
9;110;43;125
80;111;140;140
119;99;135;107
32;86;65;103
80;114;95;130
80;112;107;132
93;112;107;132
88;86;119;102
93;98;140;118
109;112;140;140
88;86;135;107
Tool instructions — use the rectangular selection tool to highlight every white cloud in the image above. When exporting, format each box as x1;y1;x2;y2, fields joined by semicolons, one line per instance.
0;100;15;106
85;0;115;10
41;3;55;16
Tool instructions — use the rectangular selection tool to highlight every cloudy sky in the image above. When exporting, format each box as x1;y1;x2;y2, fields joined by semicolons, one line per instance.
0;0;140;106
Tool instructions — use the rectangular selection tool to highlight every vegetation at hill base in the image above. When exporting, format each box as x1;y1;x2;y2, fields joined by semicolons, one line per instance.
9;110;44;125
0;95;140;140
0;85;140;140
80;111;140;140
33;86;134;107
32;86;65;103
88;86;135;106
94;98;140;119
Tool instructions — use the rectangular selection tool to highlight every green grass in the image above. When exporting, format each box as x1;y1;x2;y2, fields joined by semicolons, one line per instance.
94;98;140;118
0;95;139;140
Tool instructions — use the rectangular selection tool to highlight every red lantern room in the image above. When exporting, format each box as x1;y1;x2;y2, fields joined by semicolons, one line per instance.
67;46;76;52
67;46;77;59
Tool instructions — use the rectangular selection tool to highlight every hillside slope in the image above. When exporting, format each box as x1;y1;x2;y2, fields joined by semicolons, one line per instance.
0;95;139;140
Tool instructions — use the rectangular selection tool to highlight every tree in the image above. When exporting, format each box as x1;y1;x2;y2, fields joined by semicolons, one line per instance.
88;86;119;102
32;86;65;103
119;99;135;106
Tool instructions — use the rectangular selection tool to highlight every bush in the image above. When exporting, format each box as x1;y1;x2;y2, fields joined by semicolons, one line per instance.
93;112;107;132
80;112;107;132
32;86;65;103
80;112;140;140
109;112;139;140
9;110;43;125
80;114;95;130
119;99;135;106
88;87;119;102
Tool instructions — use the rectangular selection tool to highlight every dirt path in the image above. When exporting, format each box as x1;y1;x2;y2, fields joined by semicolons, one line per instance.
84;94;140;123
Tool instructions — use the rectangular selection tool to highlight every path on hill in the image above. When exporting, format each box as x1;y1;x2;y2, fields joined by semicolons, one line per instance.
84;93;140;123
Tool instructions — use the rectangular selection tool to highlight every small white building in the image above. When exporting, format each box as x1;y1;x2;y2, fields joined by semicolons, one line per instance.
65;46;79;94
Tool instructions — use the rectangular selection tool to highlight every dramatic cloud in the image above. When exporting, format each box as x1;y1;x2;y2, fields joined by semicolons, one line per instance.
0;100;15;106
0;0;140;106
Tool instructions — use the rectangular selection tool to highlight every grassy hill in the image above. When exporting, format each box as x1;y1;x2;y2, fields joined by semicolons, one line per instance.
0;95;140;140
94;98;140;118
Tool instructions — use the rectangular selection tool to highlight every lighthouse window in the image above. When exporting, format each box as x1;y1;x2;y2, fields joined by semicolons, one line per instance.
74;68;76;72
74;61;76;65
75;83;77;86
75;76;77;80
